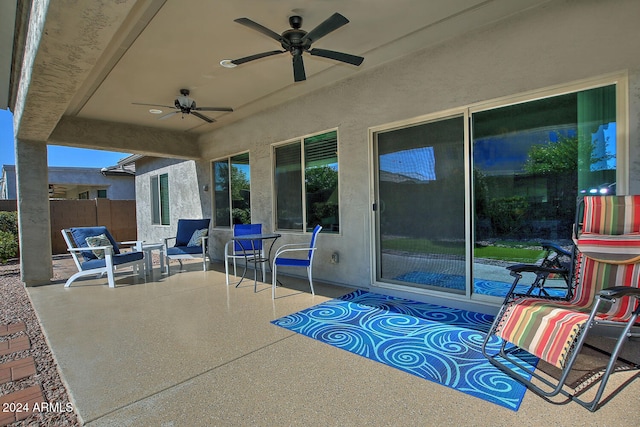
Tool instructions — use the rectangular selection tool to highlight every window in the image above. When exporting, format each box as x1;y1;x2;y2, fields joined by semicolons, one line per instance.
78;191;89;199
372;77;624;301
151;173;169;225
213;153;251;227
472;83;618;298
274;130;338;232
97;189;107;199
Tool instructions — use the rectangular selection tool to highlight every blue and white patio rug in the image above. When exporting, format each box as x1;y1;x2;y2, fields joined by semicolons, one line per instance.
272;290;537;411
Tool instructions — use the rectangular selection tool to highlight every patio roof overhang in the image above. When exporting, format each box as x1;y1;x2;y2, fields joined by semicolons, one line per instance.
0;0;562;285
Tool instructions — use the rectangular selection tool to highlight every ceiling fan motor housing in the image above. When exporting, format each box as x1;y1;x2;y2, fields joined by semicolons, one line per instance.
282;16;311;55
175;95;196;111
134;88;231;123
289;15;303;28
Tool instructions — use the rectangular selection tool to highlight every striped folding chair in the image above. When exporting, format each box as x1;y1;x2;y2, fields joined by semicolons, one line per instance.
481;195;640;411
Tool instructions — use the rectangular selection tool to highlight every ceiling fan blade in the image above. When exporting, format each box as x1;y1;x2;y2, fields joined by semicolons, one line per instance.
133;102;176;109
158;111;179;121
232;50;285;65
309;48;364;66
191;111;215;123
301;12;349;44
195;106;233;112
234;18;285;44
292;54;306;82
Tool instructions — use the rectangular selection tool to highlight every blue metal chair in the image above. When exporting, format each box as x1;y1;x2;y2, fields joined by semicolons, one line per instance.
272;225;322;299
224;223;265;285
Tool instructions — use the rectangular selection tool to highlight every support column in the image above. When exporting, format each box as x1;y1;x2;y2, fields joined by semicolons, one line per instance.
15;139;52;286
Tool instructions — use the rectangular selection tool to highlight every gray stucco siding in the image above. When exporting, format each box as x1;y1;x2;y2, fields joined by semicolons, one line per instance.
137;0;640;296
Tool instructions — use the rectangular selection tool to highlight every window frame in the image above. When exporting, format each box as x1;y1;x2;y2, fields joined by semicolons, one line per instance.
368;72;628;302
150;173;170;226
272;128;340;233
211;151;251;228
468;72;628;194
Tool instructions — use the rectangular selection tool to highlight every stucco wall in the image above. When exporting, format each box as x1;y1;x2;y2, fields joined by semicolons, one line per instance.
48;167;135;200
136;157;211;244
139;0;640;291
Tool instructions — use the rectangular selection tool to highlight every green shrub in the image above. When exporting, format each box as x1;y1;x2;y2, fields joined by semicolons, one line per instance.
0;230;18;262
487;196;529;236
0;212;19;261
232;208;251;225
0;211;18;235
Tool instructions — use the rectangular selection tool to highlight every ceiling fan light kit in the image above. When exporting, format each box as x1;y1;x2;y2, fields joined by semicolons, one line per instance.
175;89;196;110
219;59;237;68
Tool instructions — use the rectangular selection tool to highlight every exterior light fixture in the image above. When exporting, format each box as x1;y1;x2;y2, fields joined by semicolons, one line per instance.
220;59;237;68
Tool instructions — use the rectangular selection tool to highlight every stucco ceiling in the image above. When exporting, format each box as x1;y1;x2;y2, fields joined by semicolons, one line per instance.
8;0;552;138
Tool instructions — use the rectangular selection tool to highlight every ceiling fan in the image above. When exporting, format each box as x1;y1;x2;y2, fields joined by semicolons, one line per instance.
227;12;364;82
132;89;233;123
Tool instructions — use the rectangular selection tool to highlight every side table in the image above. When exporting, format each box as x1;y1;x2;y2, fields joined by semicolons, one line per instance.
140;242;166;275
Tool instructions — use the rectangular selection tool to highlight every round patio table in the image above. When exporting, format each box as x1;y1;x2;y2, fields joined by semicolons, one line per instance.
231;233;281;292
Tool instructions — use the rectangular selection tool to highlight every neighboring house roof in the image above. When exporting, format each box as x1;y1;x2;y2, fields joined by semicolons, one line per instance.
118;154;144;166
0;163;135;200
101;162;135;176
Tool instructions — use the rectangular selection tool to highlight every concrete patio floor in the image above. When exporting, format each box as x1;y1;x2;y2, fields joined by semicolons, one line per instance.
26;257;640;426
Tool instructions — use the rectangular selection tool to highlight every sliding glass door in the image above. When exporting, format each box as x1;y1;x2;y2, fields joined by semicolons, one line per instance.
374;115;467;295
372;80;620;301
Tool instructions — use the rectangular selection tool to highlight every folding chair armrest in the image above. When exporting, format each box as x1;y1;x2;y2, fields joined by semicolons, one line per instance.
119;240;144;251
164;236;177;247
274;243;302;257
599;286;640;300
501;263;571;303
68;245;115;259
224;240;233;255
540;241;572;257
275;243;309;251
120;240;144;246
68;245;112;252
507;263;568;276
274;246;316;258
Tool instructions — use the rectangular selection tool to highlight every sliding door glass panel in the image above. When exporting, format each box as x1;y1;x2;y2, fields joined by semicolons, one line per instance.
472;85;616;298
375;116;466;295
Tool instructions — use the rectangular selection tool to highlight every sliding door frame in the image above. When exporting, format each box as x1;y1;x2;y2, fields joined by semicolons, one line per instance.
368;71;628;308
